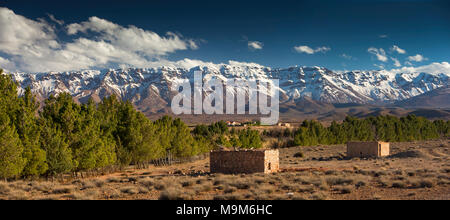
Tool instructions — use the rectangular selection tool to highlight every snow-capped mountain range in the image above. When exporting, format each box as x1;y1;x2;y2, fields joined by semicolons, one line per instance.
9;63;450;114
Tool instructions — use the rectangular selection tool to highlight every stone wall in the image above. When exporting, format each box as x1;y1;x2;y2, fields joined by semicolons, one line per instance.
264;150;279;173
347;141;390;158
210;149;279;174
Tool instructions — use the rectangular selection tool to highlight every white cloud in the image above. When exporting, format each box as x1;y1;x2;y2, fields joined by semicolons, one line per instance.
248;41;263;50
294;46;314;54
391;57;401;67
391;45;406;54
0;8;199;72
47;14;64;25
407;54;427;62
0;56;16;71
341;54;354;60
66;16;197;56
294;45;330;54
315;46;331;53
368;47;388;62
0;7;59;56
379;35;388;38
390;62;450;75
373;64;385;70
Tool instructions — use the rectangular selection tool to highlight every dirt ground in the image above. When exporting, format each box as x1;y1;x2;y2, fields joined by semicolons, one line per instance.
0;139;449;200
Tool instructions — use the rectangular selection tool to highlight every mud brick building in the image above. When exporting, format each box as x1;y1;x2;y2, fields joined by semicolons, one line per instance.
347;141;390;158
210;149;279;174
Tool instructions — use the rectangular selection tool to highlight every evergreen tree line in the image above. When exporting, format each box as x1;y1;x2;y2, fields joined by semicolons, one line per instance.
263;115;449;147
0;71;213;179
193;121;263;149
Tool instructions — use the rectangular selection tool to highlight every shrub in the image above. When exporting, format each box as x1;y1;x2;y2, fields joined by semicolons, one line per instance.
159;188;193;200
335;186;353;194
139;178;155;187
0;182;11;195
293;152;304;158
51;186;74;194
325;176;354;186
120;186;139;194
411;179;434;188
311;192;328;200
391;181;408;188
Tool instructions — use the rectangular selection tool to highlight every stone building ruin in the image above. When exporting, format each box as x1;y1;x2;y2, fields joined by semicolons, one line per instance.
347;141;390;158
210;149;279;174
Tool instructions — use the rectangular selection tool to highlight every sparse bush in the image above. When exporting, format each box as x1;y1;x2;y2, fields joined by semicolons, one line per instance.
224;186;237;194
108;189;121;199
6;190;28;200
391;181;408;188
411;179;434;188
159;188;193;200
281;183;297;191
154;180;170;191
121;186;139;194
106;177;121;183
325;176;354;186
138;187;149;194
355;180;368;188
213;177;228;186
293;152;304;158
139;178;155;187
253;177;265;185
377;178;390;188
194;183;213;193
229;179;251;190
66;191;99;200
325;170;338;175
52;186;74;194
311;192;328;200
181;180;193;187
92;179;105;187
293;176;315;185
335;186;353;194
0;182;11;195
297;185;315;193
32;182;53;192
81;181;96;190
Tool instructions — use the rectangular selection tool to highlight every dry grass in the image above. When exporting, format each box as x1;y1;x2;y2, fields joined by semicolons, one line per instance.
66;190;99;200
391;181;408;189
51;186;75;194
310;192;328;200
0;182;11;195
325;176;355;186
159;187;194;200
410;179;434;189
0;140;447;200
120;186;139;195
334;185;353;194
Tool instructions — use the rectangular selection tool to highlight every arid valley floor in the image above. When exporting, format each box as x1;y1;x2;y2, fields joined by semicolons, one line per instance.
1;140;449;200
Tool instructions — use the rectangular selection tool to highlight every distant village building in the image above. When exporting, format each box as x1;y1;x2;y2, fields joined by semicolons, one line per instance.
210;149;279;174
347;141;390;158
277;122;291;128
226;121;242;127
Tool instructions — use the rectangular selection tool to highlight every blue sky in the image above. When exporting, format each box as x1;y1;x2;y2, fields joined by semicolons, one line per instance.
0;0;449;72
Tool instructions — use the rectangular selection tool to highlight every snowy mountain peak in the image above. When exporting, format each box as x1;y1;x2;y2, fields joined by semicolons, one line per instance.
8;65;450;113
